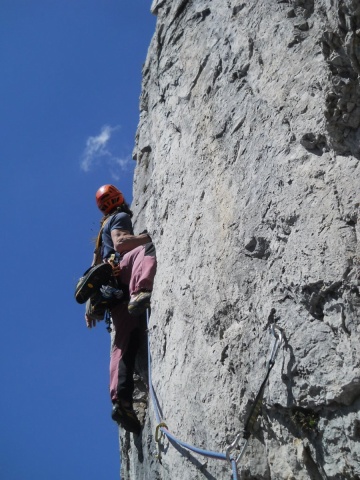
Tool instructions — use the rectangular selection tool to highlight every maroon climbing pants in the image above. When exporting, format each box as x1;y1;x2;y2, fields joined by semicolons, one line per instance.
109;243;156;402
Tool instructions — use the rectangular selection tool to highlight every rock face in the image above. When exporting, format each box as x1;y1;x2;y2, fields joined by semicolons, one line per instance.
122;1;360;478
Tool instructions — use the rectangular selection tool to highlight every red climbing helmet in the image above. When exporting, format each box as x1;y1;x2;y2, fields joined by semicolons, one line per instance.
95;184;124;214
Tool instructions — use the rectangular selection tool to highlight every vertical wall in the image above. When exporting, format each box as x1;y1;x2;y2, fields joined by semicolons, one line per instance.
123;1;360;478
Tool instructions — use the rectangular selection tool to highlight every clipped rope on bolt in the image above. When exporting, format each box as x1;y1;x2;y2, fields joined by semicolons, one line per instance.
155;422;168;463
146;310;237;475
226;324;283;466
146;309;283;479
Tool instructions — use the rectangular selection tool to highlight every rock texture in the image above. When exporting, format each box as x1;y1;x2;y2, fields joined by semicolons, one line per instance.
121;1;360;478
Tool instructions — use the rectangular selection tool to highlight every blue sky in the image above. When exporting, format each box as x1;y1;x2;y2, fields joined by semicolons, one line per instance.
0;2;155;479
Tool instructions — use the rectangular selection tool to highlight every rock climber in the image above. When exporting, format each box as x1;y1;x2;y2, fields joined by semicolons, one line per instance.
75;184;156;434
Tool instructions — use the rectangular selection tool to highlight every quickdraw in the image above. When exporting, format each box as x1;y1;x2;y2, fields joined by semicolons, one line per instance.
147;309;284;479
226;324;283;467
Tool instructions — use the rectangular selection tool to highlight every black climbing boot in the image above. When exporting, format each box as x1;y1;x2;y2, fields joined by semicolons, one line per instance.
111;402;141;435
75;263;113;304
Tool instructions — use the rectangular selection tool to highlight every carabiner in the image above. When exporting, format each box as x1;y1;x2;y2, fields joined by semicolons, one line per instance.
226;432;242;462
226;433;249;467
268;324;283;366
155;422;168;442
154;422;168;463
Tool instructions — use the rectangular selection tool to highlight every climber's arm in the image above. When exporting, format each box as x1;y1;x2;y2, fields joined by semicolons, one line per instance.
111;229;151;253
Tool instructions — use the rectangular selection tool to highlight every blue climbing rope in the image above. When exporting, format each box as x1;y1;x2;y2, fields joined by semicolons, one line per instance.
231;458;239;480
158;426;228;461
146;310;239;479
146;309;283;480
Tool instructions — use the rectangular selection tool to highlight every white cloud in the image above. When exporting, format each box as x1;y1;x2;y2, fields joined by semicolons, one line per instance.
80;124;123;172
109;156;132;180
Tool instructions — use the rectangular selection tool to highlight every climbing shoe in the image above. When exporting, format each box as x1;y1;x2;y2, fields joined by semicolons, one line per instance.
75;263;113;304
111;402;141;435
128;291;152;316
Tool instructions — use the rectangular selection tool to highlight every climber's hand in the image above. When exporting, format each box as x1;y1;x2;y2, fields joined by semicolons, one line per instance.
85;313;97;328
111;263;121;277
85;299;103;329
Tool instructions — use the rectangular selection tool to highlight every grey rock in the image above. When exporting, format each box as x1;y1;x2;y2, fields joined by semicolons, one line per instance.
120;1;360;479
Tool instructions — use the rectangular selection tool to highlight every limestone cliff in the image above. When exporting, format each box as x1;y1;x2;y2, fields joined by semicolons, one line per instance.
122;1;360;478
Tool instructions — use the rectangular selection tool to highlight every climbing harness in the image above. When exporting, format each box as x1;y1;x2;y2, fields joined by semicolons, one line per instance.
226;324;283;467
146;310;283;479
